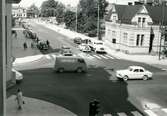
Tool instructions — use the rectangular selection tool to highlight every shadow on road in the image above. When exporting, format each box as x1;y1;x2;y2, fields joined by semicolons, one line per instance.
7;66;145;116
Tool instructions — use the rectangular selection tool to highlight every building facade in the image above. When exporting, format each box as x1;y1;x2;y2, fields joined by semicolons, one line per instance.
12;6;27;18
105;4;167;54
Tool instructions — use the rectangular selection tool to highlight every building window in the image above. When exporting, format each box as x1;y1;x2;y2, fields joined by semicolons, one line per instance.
141;35;144;46
112;31;116;37
136;34;140;46
113;16;116;21
112;38;116;44
138;17;141;27
142;18;146;27
123;32;128;44
138;17;141;23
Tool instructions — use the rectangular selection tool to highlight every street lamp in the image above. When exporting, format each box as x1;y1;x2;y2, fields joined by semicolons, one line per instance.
75;5;78;32
97;0;101;40
158;2;165;60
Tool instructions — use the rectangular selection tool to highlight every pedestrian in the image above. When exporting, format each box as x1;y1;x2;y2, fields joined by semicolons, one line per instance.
23;42;28;50
36;37;39;43
15;89;24;110
46;40;50;47
31;42;34;48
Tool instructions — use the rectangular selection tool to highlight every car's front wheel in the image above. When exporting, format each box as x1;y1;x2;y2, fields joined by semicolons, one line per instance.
58;68;64;73
76;67;83;73
143;75;148;80
123;75;128;81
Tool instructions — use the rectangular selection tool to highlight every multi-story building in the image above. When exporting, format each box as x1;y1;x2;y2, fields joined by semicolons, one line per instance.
12;6;27;18
105;4;167;54
1;0;21;115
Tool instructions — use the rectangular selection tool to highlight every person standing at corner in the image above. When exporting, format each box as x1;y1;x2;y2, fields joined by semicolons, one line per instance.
46;40;50;47
15;89;24;110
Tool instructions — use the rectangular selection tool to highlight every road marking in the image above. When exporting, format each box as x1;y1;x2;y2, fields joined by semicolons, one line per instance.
99;55;109;59
162;108;167;113
145;110;158;116
45;55;51;60
105;54;114;59
161;68;167;71
104;114;112;116
51;54;56;59
153;108;167;116
117;112;128;116
92;54;101;59
131;111;143;116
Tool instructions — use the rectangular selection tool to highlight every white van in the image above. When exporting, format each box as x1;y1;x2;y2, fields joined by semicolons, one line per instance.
53;56;87;73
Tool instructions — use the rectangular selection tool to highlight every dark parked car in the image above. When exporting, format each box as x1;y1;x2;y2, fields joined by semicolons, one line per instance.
73;37;82;44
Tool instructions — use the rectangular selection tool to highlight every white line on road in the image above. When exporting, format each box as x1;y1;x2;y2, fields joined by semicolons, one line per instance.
131;111;143;116
45;55;51;60
145;110;158;116
92;54;101;59
99;55;109;59
104;114;112;116
117;112;128;116
51;54;56;59
162;108;167;113
105;54;114;59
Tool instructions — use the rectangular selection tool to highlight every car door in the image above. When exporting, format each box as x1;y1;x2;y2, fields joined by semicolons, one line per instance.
139;69;145;78
133;69;140;79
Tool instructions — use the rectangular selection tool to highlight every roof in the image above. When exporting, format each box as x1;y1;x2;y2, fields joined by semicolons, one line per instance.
106;5;141;24
145;5;167;25
106;4;167;25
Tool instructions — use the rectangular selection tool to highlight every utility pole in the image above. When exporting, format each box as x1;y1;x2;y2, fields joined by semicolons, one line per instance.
75;5;78;32
0;0;6;115
159;1;165;60
97;0;101;40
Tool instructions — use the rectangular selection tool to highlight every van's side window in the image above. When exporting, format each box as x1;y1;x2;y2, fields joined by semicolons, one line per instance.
78;59;85;63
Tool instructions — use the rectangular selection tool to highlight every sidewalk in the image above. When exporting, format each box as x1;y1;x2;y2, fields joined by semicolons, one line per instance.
7;95;76;116
104;40;167;70
34;19;167;70
12;26;41;58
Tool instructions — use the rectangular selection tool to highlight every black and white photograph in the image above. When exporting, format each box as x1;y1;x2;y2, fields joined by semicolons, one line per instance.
0;0;167;116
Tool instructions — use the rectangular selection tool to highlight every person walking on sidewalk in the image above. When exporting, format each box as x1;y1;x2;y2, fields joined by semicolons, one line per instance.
15;89;24;110
23;42;28;50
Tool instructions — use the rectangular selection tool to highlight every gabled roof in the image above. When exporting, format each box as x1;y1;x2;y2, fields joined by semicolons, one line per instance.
106;5;141;24
106;4;167;25
145;5;167;25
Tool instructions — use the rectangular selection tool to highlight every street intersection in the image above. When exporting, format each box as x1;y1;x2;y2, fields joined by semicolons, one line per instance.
8;20;167;116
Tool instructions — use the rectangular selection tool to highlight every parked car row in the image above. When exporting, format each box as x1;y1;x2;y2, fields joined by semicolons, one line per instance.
73;37;107;54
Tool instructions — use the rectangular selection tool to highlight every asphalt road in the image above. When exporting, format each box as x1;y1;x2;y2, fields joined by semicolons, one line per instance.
8;21;167;116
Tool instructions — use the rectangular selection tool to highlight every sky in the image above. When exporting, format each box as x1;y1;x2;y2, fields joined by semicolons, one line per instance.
15;0;135;8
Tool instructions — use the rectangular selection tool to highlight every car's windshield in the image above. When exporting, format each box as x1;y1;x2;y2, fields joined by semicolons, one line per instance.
128;67;133;71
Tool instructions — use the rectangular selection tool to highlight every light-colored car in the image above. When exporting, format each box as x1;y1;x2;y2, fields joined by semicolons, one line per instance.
78;44;91;52
116;66;153;81
94;45;107;53
12;69;23;83
60;46;73;56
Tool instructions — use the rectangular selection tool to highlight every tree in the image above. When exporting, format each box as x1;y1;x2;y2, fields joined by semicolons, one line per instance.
79;0;108;37
64;10;76;29
40;0;58;17
27;4;39;18
55;3;65;24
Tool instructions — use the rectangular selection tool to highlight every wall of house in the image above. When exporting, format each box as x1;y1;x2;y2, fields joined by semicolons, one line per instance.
6;4;13;84
105;22;162;54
